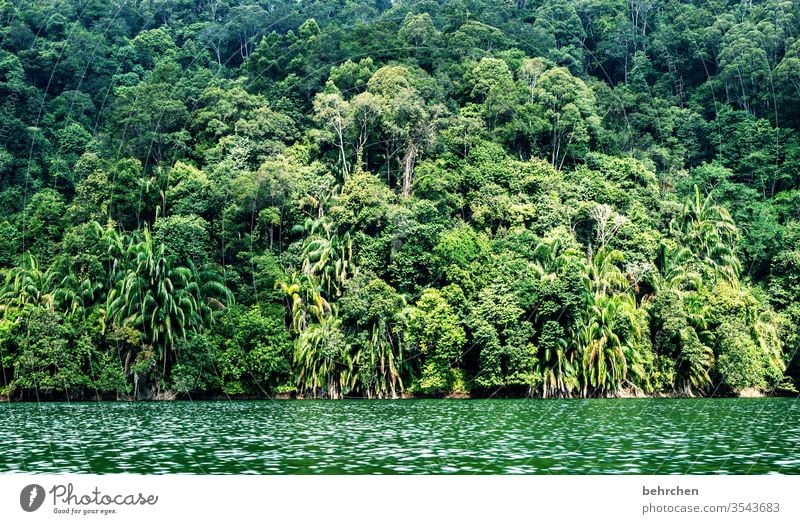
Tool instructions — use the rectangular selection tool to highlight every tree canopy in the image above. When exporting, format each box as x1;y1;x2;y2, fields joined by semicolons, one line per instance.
1;0;798;399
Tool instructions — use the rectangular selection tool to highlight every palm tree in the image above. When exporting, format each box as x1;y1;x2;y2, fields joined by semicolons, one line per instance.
276;276;306;334
658;290;714;395
56;266;104;318
651;241;703;293
301;218;355;298
192;262;234;324
298;185;341;220
571;246;647;397
294;312;352;399
105;227;202;383
352;295;409;399
674;326;714;396
646;238;716;395
537;322;578;398
277;214;359;398
671;185;741;284
531;237;579;281
0;253;56;318
586;246;630;298
99;223;127;288
752;310;784;388
530;238;582;397
578;294;635;396
276;271;331;334
277;270;344;398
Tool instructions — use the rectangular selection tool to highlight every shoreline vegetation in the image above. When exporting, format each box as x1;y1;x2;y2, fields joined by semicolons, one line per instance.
2;1;800;402
0;386;782;402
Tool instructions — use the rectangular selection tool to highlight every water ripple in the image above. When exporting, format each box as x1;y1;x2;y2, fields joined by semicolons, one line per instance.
0;398;798;474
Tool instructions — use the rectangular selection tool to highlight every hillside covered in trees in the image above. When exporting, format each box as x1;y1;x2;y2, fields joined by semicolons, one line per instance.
1;0;799;399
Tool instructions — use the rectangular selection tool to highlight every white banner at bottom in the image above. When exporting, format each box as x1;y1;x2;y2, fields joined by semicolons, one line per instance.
1;475;797;523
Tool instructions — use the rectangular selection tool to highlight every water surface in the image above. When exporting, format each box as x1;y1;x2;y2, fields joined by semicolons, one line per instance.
1;398;798;474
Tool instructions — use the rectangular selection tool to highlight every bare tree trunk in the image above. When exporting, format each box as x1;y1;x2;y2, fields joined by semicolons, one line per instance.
213;45;221;69
386;143;392;185
551;115;560;168
335;109;349;178
401;142;417;197
123;348;133;377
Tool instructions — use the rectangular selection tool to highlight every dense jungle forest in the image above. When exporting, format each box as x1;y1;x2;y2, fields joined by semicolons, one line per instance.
1;0;800;399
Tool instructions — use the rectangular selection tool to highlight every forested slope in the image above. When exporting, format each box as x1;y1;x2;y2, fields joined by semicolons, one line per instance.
1;0;799;399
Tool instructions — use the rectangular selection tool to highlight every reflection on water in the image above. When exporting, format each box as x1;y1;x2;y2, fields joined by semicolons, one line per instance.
1;398;798;474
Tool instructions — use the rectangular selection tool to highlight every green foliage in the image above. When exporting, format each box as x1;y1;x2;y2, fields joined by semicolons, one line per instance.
153;215;212;267
716;323;768;392
408;288;466;395
0;0;796;399
470;284;539;392
10;308;89;396
213;306;292;396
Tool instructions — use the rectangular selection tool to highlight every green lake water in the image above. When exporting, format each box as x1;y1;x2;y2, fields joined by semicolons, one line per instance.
1;398;799;474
